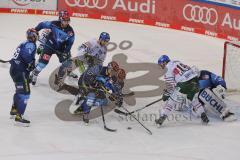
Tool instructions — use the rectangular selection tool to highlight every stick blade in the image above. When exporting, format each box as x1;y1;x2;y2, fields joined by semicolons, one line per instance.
104;126;117;132
114;108;128;116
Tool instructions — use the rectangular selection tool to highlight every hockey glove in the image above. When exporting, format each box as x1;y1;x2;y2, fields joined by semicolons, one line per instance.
36;45;44;55
84;54;94;66
27;60;35;72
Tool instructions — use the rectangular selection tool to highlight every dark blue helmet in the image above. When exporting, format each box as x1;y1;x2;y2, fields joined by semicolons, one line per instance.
99;32;110;42
158;55;170;65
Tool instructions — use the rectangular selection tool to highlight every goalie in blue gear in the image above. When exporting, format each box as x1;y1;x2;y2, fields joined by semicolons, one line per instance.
198;70;235;121
30;10;75;87
74;61;125;124
9;28;38;126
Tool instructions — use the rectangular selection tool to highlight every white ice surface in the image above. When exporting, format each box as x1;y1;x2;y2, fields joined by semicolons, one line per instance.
0;14;240;160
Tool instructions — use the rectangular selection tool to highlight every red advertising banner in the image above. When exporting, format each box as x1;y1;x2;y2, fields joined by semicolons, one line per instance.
0;0;239;41
58;0;240;41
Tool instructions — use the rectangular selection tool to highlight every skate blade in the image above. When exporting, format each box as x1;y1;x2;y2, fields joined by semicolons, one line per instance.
14;121;30;127
223;115;237;122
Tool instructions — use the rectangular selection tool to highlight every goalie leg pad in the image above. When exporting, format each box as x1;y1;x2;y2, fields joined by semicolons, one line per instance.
212;85;226;99
199;88;226;114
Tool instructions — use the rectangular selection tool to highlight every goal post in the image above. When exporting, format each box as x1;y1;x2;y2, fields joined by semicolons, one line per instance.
222;41;240;92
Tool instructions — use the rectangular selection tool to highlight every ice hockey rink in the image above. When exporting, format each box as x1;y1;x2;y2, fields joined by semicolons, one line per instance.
0;14;240;160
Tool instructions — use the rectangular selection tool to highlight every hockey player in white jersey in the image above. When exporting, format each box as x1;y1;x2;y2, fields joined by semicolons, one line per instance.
155;55;209;126
75;32;110;74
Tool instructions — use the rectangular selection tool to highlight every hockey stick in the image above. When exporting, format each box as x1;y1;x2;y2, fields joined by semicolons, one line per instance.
121;106;153;135
100;105;117;132
101;87;152;135
0;59;10;63
114;98;162;116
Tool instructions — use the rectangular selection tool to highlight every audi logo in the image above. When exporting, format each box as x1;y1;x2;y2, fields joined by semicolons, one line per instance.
183;4;218;26
65;0;108;9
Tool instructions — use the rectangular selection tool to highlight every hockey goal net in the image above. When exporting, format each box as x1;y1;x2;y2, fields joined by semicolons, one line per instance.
222;41;240;92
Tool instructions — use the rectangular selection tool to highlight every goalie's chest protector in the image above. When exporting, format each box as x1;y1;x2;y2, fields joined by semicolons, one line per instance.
199;88;226;113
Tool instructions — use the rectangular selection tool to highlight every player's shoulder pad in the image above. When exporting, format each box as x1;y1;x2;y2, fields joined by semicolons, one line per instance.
24;42;36;54
41;21;52;26
89;39;98;46
51;20;60;25
84;41;93;48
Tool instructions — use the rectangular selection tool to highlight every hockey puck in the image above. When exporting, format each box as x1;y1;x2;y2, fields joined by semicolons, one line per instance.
127;127;132;130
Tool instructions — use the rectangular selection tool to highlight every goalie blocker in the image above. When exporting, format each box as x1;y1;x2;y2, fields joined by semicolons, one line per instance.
199;88;236;122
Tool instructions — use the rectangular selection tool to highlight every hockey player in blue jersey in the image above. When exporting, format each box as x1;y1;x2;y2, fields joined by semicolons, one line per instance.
198;70;236;121
74;61;125;124
9;28;38;126
30;10;75;86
